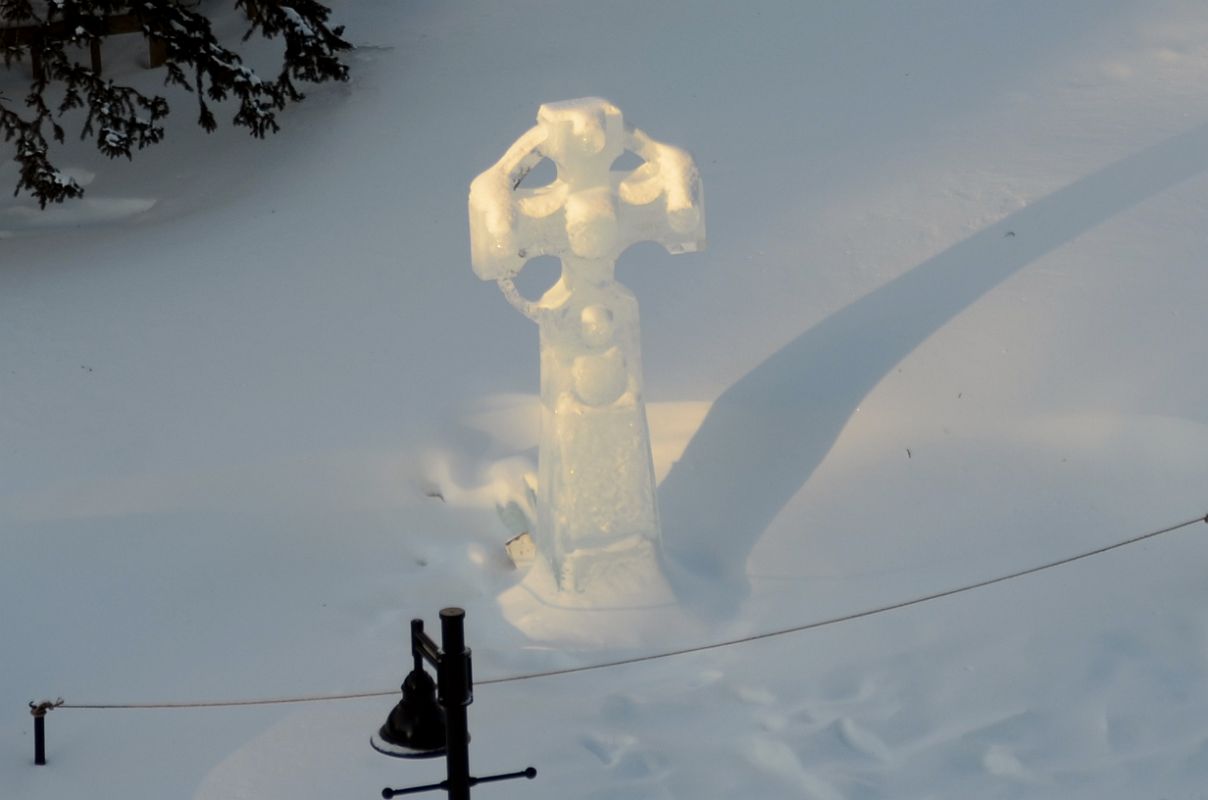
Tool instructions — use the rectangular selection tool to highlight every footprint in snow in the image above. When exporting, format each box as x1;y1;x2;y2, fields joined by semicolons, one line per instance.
834;716;894;763
741;736;846;800
580;732;666;779
982;743;1038;782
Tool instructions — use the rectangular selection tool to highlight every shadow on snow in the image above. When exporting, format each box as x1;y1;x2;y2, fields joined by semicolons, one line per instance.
659;120;1208;619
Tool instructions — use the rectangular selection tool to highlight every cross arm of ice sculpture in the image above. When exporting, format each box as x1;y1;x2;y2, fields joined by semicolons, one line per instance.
467;98;706;317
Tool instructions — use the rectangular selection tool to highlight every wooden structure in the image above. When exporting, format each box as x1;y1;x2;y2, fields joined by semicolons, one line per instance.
0;12;168;80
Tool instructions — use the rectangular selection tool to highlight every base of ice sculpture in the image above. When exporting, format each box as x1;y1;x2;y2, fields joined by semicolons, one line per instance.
560;536;659;594
498;540;695;647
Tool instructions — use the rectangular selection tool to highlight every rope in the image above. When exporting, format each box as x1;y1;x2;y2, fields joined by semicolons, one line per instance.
38;511;1208;711
58;690;397;710
479;511;1208;684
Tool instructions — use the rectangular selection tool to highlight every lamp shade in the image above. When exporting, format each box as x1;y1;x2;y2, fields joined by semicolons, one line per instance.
371;667;446;758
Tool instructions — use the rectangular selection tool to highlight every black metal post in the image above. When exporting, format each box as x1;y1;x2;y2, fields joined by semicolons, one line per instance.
439;608;471;800
411;619;425;675
34;713;45;766
28;701;59;765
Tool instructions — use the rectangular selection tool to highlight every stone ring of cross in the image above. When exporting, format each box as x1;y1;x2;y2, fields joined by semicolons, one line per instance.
469;97;706;320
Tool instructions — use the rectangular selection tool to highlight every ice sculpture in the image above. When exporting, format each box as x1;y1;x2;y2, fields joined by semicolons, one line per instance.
469;98;705;591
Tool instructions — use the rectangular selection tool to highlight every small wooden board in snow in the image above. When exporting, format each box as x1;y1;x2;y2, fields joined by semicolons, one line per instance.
504;531;535;568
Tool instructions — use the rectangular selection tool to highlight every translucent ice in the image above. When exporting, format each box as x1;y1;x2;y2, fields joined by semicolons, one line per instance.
469;98;705;591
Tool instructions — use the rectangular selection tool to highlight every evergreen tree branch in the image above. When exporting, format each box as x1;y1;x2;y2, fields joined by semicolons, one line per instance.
0;0;350;207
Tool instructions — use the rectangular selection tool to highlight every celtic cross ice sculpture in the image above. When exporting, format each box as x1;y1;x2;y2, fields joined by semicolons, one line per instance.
469;98;705;592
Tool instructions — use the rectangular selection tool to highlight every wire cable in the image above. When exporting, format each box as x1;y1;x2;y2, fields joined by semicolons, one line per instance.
44;511;1208;710
57;690;398;710
479;511;1208;684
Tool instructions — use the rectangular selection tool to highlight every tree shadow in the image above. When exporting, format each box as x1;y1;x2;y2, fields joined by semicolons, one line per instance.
659;121;1208;619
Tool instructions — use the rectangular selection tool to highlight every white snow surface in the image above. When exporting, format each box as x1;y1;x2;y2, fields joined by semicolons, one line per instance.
3;1;1208;798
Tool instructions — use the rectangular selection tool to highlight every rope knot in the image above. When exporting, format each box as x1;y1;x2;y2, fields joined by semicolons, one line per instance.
29;699;64;717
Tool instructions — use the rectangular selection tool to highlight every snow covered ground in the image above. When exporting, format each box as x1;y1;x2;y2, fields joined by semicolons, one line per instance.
3;1;1208;798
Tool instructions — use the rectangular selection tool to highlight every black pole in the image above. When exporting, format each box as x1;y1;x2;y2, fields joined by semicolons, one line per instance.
440;608;471;800
28;701;59;766
34;713;45;766
411;619;425;675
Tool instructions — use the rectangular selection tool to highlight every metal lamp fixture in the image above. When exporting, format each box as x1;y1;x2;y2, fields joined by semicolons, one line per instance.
373;608;536;799
372;619;448;758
